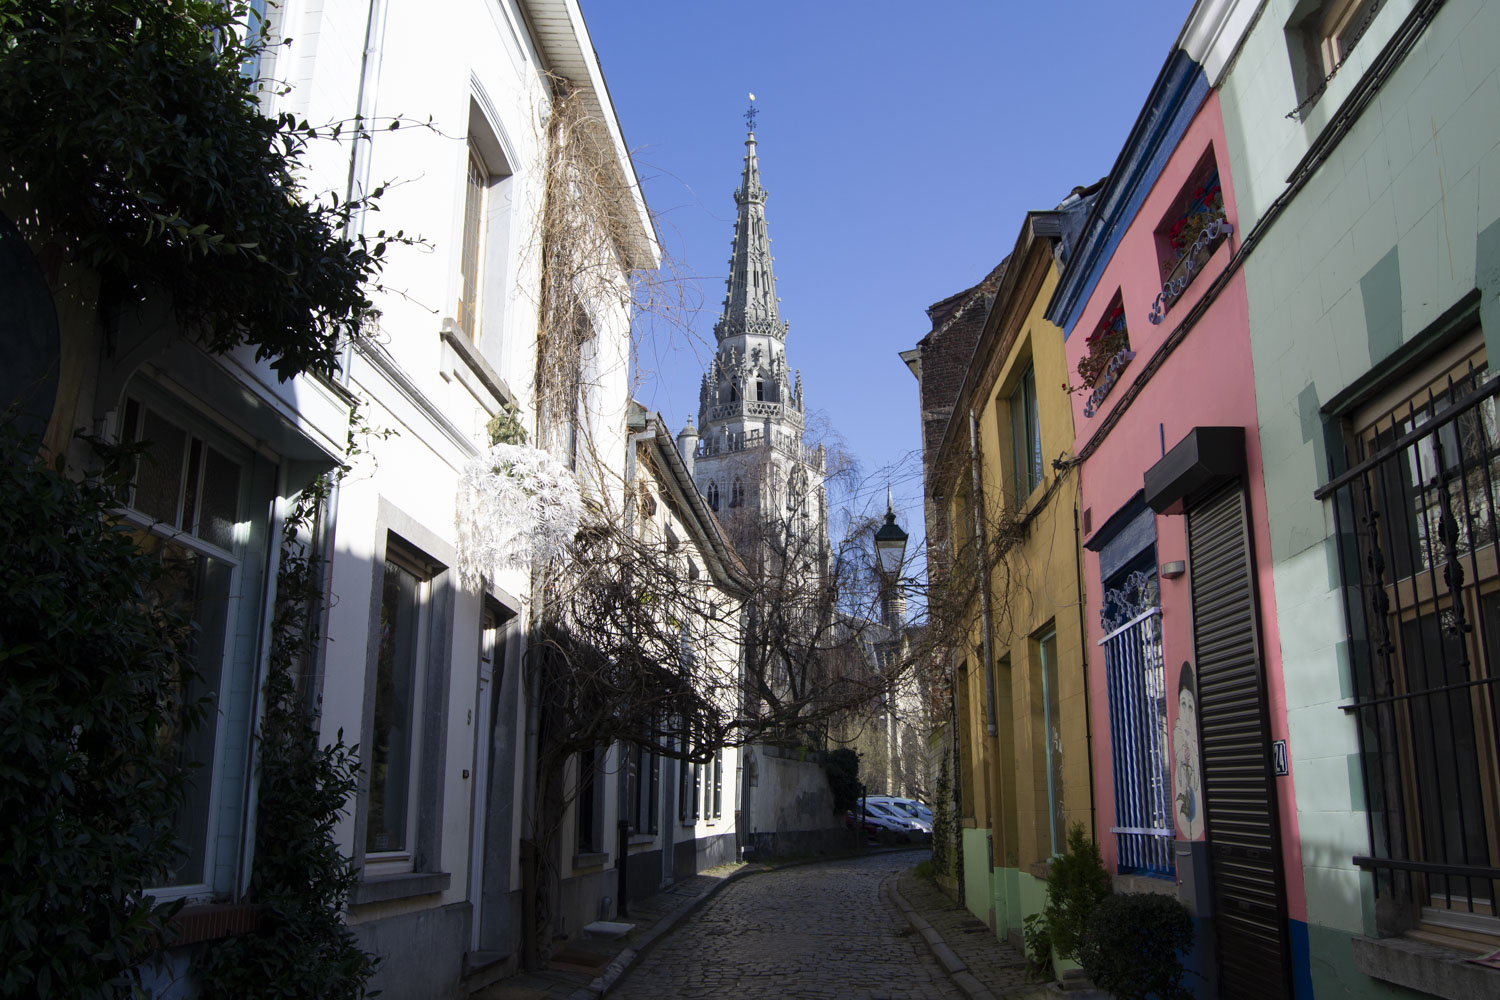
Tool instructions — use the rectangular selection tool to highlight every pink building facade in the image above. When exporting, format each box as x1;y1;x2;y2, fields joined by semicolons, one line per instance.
1048;72;1310;999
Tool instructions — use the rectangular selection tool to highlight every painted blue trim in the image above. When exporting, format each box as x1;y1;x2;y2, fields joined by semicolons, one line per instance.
1288;919;1314;1000
1045;50;1210;338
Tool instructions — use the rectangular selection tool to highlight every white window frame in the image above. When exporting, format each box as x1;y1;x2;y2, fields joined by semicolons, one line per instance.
118;389;258;903
364;543;432;876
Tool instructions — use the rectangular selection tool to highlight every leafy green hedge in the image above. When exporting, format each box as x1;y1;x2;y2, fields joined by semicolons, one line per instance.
0;0;392;379
1079;892;1195;1000
823;748;860;814
1043;823;1112;960
0;431;193;998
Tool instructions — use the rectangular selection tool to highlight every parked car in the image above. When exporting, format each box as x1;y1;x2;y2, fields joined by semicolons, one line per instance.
864;796;934;833
854;798;931;841
845;808;917;842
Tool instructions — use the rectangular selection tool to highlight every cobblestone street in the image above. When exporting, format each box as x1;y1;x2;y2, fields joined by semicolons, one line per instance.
610;850;962;1000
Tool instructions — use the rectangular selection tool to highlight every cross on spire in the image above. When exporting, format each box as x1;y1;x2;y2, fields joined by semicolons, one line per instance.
744;92;758;132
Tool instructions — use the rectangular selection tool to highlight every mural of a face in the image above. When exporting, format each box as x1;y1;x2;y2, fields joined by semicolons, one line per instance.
1173;661;1205;840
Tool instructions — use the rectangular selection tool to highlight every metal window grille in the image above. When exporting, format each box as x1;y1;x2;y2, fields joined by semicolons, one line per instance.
1101;607;1174;876
1318;359;1500;922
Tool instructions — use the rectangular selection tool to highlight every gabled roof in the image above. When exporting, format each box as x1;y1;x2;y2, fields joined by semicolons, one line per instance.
520;0;659;271
1043;48;1208;337
628;400;752;595
934;195;1088;474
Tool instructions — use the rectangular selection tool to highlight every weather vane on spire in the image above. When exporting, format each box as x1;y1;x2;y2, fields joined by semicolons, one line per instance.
744;92;758;132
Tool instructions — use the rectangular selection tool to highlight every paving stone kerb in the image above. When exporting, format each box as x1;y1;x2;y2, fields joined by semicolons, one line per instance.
608;849;961;999
891;870;1084;1000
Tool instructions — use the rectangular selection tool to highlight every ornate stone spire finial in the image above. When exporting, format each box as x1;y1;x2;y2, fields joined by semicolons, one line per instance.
714;97;786;344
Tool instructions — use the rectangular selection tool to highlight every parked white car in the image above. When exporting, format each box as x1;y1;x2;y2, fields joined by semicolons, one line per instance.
856;797;931;840
864;795;933;831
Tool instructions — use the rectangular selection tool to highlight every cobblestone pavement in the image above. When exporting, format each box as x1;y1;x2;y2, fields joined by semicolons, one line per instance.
610;850;962;1000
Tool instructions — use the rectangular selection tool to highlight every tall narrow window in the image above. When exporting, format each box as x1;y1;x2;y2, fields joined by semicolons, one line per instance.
1009;363;1042;503
712;751;723;818
730;478;744;508
625;743;658;835
1326;340;1500;935
368;553;425;858
1039;628;1065;856
706;481;719;511
457;144;489;342
576;746;598;853
1100;565;1171;876
120;395;245;888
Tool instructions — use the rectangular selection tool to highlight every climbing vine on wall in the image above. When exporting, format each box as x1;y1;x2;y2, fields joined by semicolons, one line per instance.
196;475;377;999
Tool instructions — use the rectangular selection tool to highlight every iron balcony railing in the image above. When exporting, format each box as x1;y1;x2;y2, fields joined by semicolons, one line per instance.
1101;607;1174;877
1317;363;1500;923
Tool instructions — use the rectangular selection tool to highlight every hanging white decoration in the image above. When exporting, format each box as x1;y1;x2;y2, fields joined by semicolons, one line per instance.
456;442;583;583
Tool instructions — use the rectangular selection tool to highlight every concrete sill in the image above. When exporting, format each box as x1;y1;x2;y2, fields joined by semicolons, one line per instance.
1113;872;1178;896
628;834;655;846
1351;934;1499;1000
351;870;451;906
165;902;264;946
572;852;609;870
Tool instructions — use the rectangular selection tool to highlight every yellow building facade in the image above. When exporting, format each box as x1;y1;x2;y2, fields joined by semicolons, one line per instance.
935;211;1092;949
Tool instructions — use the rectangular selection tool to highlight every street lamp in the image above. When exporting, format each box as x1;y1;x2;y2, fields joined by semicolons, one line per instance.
872;489;909;799
873;487;909;584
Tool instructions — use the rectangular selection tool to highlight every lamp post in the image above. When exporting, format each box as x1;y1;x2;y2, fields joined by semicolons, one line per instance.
872;489;908;796
873;488;909;629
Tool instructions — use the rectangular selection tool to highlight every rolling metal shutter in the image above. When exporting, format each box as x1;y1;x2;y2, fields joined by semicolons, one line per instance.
1188;483;1291;1000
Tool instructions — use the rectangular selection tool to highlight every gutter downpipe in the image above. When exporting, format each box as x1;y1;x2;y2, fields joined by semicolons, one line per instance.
1073;498;1097;837
245;0;387;901
969;411;1000;879
311;0;388;703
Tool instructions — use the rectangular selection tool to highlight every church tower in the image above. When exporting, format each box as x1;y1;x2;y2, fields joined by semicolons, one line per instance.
686;110;827;576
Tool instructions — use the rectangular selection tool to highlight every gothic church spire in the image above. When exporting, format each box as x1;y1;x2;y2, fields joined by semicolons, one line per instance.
715;109;787;343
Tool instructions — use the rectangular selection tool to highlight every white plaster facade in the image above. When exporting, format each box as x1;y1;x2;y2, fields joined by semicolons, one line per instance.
26;1;660;996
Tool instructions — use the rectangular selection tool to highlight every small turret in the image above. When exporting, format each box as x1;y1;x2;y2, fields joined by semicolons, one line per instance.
676;415;698;478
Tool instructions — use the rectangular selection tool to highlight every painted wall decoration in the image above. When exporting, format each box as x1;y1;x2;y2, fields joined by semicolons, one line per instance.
1173;660;1205;840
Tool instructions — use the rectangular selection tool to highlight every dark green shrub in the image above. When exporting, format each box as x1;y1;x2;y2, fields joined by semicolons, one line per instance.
1079;892;1195;1000
0;429;195;998
1023;912;1053;982
0;0;397;380
913;860;934;880
823;748;860;814
1043;822;1112;959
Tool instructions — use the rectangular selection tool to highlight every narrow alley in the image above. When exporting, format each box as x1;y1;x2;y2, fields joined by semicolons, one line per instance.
611;851;958;1000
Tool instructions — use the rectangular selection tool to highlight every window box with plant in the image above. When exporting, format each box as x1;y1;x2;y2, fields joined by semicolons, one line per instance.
1148;166;1233;325
1079;299;1136;419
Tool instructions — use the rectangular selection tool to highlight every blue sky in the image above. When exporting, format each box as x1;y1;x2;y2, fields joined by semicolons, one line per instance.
580;0;1194;547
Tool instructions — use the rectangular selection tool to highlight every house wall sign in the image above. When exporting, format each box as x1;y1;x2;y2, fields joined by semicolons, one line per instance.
1147;216;1234;325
